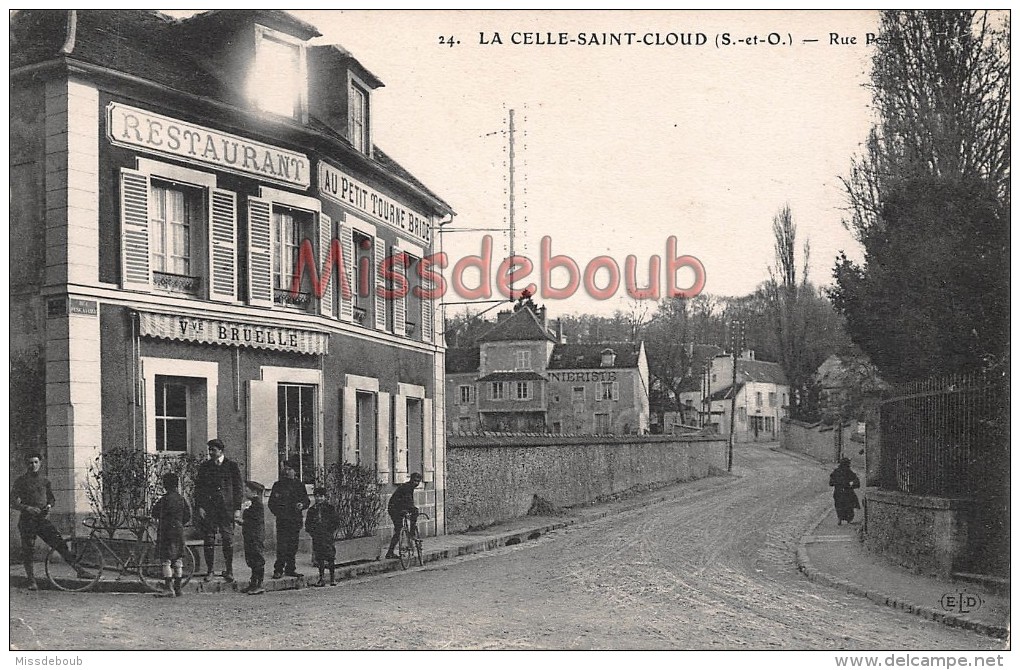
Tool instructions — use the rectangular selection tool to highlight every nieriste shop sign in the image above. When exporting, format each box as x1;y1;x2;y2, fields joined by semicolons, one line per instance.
318;161;432;245
107;103;310;188
138;311;328;355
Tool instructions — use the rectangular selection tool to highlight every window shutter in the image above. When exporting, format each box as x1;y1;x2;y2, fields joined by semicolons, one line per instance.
246;197;273;307
613;381;620;401
318;213;333;318
394;250;406;337
338;225;354;322
421;271;433;343
119;168;151;291
422;397;434;482
342;386;357;464
393;394;407;481
373;237;386;330
376;391;391;484
208;188;237;302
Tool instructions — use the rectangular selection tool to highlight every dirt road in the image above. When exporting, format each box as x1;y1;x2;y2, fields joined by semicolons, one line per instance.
8;444;1003;650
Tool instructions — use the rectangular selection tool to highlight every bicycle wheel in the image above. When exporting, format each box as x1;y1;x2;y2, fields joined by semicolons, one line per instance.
414;538;424;567
138;544;196;593
45;539;103;592
398;527;414;570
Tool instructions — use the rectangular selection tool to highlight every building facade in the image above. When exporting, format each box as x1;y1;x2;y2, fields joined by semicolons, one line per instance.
11;10;453;535
446;303;650;435
700;353;789;442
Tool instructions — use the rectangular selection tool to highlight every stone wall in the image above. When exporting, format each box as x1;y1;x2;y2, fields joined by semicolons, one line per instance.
864;489;971;579
446;434;727;533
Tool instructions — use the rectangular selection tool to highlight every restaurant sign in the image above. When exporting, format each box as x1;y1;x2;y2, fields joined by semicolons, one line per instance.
318;161;431;245
138;311;328;355
107;103;310;188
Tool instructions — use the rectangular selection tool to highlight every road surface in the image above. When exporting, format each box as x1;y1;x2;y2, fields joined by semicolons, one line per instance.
8;443;1003;650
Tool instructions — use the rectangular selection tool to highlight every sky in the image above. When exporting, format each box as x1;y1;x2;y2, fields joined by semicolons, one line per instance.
197;10;882;316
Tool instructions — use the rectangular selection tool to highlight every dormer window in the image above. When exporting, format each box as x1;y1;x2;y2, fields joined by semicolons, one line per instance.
601;349;616;367
252;25;307;121
348;77;370;154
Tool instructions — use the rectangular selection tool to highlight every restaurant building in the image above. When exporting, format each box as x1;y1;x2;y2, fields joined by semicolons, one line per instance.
10;10;454;537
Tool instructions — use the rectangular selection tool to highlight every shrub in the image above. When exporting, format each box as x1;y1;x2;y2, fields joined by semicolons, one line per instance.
318;462;382;540
84;448;200;537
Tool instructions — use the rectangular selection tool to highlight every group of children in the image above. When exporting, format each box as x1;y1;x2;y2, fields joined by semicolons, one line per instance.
153;474;342;597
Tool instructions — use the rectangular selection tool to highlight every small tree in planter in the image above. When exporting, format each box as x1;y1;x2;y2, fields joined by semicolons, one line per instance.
84;448;200;540
84;449;149;539
319;462;382;540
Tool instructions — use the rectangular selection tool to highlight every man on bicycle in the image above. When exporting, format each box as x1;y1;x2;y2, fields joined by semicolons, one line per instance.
384;472;422;559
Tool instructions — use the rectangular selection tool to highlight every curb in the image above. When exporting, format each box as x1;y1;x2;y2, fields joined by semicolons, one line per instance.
795;506;1008;640
13;473;745;597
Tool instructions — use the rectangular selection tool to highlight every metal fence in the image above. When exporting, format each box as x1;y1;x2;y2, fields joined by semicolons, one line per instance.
879;368;1009;576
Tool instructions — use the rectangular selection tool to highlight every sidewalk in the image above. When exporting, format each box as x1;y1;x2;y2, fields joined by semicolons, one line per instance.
796;506;1009;640
11;472;743;597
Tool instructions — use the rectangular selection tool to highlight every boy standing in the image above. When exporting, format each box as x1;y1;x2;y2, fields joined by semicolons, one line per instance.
241;480;266;595
304;487;340;586
151;472;192;597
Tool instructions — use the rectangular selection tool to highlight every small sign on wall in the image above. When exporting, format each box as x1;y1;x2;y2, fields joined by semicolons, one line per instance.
47;297;98;318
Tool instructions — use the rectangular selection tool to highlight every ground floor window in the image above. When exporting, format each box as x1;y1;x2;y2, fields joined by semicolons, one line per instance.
595;413;611;433
278;383;316;484
155;377;189;452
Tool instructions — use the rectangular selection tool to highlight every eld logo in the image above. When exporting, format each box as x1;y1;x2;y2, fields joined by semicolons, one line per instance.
940;592;982;614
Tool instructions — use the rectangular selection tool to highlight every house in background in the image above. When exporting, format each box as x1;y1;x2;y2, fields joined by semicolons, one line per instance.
701;352;789;442
446;301;650;435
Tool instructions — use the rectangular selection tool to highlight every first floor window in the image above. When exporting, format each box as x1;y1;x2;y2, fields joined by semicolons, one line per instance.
755;391;763;408
599;381;618;401
273;207;314;293
515;381;532;401
151;181;201;278
155;377;189;453
515;350;531;371
459;385;474;405
768;392;776;407
491;382;506;401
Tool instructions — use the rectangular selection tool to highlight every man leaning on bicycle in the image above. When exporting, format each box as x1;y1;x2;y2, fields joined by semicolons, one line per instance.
384;472;422;559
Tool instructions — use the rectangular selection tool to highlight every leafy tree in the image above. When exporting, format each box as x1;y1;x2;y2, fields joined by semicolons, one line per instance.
834;10;1009;381
831;177;1007;382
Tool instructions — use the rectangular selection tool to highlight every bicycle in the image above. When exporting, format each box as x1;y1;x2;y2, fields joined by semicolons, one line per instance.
397;510;430;570
44;516;195;593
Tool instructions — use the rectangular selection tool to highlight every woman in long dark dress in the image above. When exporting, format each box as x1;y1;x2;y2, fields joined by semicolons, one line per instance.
828;457;861;525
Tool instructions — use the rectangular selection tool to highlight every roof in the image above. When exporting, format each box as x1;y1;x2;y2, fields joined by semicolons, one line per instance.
477;371;547;382
478;307;556;343
547;342;642;370
9;10;453;217
736;359;788;385
445;348;480;374
708;383;745;402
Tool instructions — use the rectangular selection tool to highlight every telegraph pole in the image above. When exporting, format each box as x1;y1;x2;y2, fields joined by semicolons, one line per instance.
727;320;744;472
507;108;516;294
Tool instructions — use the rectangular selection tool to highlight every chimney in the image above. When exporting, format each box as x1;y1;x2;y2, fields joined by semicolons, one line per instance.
557;319;565;344
538;305;547;328
496;310;512;323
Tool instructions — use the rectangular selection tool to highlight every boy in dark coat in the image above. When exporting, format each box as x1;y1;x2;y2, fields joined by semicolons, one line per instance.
241;480;266;595
305;487;341;586
151;472;192;597
268;463;310;579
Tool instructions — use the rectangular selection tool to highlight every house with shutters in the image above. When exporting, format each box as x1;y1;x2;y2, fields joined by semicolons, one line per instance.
446;302;650;435
10;10;454;537
700;352;789;442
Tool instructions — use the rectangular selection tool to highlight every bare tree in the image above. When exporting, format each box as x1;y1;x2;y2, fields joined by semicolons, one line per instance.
843;10;1010;238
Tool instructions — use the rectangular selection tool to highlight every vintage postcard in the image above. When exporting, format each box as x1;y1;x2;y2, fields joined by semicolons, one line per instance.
8;9;1009;665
